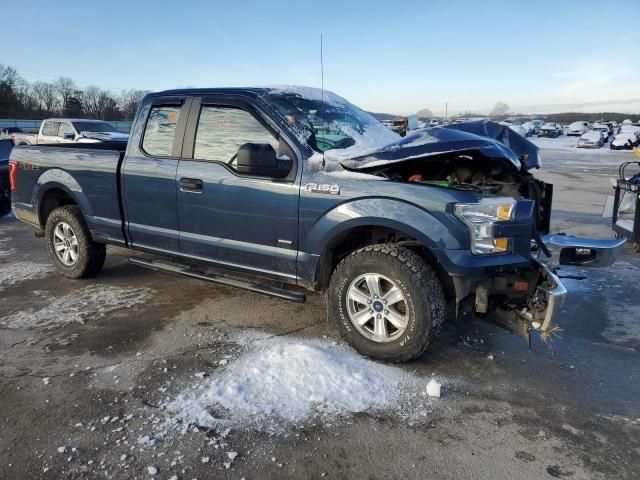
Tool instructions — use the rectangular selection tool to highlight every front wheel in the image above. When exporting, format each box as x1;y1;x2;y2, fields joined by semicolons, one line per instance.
328;244;446;362
45;205;106;279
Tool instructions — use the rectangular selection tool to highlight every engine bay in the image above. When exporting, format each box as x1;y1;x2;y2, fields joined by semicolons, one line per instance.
359;152;554;235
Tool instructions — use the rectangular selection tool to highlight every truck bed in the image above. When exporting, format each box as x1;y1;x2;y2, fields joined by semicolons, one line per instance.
10;142;127;245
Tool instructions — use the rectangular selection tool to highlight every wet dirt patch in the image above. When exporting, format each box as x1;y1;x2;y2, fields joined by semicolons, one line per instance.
0;285;154;331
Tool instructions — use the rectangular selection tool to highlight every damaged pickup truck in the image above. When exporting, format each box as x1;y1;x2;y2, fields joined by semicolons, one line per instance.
8;86;625;362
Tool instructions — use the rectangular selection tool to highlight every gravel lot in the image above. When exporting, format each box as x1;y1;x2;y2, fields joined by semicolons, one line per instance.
1;148;639;480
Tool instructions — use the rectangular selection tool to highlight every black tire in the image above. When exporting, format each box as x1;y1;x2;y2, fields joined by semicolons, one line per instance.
45;205;106;279
328;244;446;362
0;193;10;217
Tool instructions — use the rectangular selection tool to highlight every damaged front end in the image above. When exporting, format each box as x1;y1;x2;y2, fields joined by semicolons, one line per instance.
341;121;625;344
477;233;624;345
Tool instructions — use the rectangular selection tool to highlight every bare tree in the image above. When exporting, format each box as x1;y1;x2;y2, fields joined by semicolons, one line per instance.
0;64;21;88
118;89;149;120
489;101;510;117
32;81;59;114
55;77;75;113
417;107;434;119
82;85;119;119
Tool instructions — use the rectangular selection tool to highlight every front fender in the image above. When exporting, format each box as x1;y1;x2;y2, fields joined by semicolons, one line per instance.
304;197;467;254
34;169;92;221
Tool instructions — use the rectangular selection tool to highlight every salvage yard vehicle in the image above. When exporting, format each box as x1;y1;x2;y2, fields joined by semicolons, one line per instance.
577;130;605;148
567;121;590;136
10;118;128;146
610;132;640;150
8;86;625;362
591;125;611;142
0;139;12;215
537;123;563;138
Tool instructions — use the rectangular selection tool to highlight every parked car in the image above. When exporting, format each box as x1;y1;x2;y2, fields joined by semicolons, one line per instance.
577;130;605;148
503;123;528;137
429;119;443;127
8;86;624;362
0;139;12;215
610;132;640;150
537;123;563;138
620;124;640;135
567;121;590;136
10;119;129;146
521;121;537;137
591;125;611;142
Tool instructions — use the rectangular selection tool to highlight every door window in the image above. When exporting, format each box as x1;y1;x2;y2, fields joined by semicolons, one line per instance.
58;122;74;138
193;106;279;168
41;121;58;136
142;105;182;157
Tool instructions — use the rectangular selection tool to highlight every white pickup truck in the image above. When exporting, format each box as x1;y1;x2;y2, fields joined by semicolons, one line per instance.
10;118;128;145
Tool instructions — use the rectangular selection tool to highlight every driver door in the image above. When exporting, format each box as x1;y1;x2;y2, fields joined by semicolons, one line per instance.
176;96;300;280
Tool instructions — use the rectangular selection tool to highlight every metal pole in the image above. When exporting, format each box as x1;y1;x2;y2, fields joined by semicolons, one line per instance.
445;102;448;119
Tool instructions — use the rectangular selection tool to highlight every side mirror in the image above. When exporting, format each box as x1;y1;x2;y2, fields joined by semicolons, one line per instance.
236;143;291;178
63;133;75;140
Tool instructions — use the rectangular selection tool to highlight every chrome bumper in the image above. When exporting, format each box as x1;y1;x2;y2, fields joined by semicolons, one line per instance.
540;234;626;268
532;263;568;332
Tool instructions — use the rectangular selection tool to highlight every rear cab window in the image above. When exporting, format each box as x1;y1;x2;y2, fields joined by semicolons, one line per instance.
142;105;182;157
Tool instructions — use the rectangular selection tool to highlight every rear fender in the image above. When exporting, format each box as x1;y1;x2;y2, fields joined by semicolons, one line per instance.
34;169;91;223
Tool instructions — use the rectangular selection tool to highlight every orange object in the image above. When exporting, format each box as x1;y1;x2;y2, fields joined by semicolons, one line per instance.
514;281;529;291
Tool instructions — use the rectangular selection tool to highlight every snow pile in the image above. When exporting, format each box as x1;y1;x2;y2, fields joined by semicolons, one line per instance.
426;379;441;398
0;261;53;291
166;336;438;432
1;285;154;330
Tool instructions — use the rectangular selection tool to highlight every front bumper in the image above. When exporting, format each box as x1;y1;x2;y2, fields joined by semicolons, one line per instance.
531;263;567;332
462;234;625;341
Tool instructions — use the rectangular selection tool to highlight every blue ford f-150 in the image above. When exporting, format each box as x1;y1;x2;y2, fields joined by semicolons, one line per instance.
8;86;625;361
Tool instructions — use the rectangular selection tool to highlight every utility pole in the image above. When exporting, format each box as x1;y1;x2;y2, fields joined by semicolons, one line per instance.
445;102;448;119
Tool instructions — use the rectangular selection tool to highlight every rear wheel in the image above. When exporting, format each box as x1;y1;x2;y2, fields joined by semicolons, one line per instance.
45;205;106;279
328;244;446;362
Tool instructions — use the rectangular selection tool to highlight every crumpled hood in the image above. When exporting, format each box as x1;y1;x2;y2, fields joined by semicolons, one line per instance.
79;131;129;142
340;120;540;172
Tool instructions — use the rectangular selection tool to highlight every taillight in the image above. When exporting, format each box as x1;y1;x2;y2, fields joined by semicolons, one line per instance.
8;160;17;192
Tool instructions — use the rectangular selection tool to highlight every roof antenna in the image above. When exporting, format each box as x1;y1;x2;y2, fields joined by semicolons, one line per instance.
320;33;325;169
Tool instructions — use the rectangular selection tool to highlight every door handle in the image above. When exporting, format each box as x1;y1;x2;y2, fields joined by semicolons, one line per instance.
180;178;203;192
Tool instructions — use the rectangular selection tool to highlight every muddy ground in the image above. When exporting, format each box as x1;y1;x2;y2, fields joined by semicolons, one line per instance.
0;150;639;480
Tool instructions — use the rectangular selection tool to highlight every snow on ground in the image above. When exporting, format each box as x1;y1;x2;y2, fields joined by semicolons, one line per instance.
164;334;441;434
0;261;53;291
0;284;154;330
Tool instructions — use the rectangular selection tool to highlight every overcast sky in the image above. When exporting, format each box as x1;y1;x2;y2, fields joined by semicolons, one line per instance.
5;0;639;115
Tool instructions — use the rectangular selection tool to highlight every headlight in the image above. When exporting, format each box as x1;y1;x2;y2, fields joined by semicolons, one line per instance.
454;198;516;254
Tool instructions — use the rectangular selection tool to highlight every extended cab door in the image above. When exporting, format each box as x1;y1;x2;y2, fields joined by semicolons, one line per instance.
176;95;300;280
57;121;76;143
38;120;60;143
121;95;192;254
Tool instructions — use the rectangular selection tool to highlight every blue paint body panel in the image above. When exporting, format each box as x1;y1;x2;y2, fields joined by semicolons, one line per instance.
9;88;538;295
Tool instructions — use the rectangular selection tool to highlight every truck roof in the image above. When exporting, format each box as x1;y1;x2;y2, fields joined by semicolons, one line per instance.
152;87;269;97
41;118;116;123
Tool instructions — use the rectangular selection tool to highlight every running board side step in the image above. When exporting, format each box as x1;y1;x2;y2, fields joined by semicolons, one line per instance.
129;257;306;303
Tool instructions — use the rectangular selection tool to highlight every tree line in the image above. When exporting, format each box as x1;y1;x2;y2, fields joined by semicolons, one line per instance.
0;64;150;121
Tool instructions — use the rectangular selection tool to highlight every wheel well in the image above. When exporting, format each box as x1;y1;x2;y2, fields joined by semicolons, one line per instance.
39;188;76;227
317;226;456;301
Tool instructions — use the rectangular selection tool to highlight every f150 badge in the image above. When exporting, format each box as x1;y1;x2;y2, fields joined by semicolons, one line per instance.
304;183;340;195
